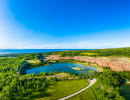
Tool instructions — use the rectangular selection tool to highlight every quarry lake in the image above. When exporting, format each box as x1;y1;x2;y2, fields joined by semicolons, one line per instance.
26;63;100;74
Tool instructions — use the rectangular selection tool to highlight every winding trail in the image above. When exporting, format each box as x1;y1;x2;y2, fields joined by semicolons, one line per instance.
58;79;97;100
127;81;130;83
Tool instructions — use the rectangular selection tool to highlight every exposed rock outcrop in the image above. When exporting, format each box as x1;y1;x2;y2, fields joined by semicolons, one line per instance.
45;55;130;71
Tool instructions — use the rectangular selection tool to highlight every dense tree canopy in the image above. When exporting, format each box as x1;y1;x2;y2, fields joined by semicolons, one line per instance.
44;47;130;57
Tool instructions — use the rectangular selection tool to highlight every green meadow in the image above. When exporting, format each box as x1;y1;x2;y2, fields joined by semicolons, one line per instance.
68;88;96;100
23;79;89;100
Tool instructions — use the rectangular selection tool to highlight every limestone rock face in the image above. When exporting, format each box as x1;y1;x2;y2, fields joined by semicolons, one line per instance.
45;55;130;71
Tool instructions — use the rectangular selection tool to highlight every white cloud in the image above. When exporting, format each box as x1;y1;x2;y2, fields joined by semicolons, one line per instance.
28;41;129;49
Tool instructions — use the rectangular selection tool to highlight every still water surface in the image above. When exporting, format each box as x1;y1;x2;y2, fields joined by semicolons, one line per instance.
26;63;99;74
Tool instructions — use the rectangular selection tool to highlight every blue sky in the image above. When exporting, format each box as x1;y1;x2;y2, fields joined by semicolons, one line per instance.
0;0;130;49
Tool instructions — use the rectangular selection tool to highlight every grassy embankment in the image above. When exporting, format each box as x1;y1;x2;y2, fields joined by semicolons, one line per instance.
68;88;96;100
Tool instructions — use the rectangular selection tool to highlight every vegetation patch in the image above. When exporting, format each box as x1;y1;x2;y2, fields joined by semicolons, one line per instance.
120;83;130;100
27;59;41;63
80;52;99;56
71;67;85;70
34;79;89;100
46;73;69;79
68;88;96;100
22;79;89;100
44;47;130;57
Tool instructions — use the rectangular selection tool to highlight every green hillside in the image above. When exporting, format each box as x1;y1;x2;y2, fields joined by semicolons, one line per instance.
45;47;130;57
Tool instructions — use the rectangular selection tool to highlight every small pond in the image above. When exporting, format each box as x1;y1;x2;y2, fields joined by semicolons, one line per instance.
26;63;100;74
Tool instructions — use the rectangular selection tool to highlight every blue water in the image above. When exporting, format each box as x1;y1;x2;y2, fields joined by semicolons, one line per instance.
26;63;99;75
0;49;86;55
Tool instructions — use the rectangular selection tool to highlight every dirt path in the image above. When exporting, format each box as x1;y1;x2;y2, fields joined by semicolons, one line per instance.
58;78;97;100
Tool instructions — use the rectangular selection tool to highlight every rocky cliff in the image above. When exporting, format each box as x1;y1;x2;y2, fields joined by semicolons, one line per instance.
45;55;130;71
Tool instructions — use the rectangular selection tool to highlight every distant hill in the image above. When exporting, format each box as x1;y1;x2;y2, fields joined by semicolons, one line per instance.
45;47;130;57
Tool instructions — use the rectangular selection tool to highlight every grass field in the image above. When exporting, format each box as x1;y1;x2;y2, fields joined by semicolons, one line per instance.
23;79;89;100
27;59;41;63
68;88;96;100
80;53;98;56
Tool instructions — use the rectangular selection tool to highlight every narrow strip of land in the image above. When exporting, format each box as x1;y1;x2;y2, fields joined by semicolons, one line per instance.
58;79;97;100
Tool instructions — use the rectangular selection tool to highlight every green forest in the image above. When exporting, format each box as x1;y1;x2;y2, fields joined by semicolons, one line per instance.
0;48;130;100
44;47;130;57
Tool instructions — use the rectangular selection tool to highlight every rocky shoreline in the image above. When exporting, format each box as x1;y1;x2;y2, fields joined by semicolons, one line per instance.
45;55;130;71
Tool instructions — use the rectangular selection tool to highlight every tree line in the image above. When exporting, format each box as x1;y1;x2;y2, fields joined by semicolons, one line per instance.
44;47;130;57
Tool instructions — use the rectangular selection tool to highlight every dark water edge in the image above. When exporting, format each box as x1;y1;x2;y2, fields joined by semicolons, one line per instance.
0;49;88;55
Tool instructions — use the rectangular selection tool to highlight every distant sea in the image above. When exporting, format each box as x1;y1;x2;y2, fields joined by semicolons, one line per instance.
0;49;87;55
